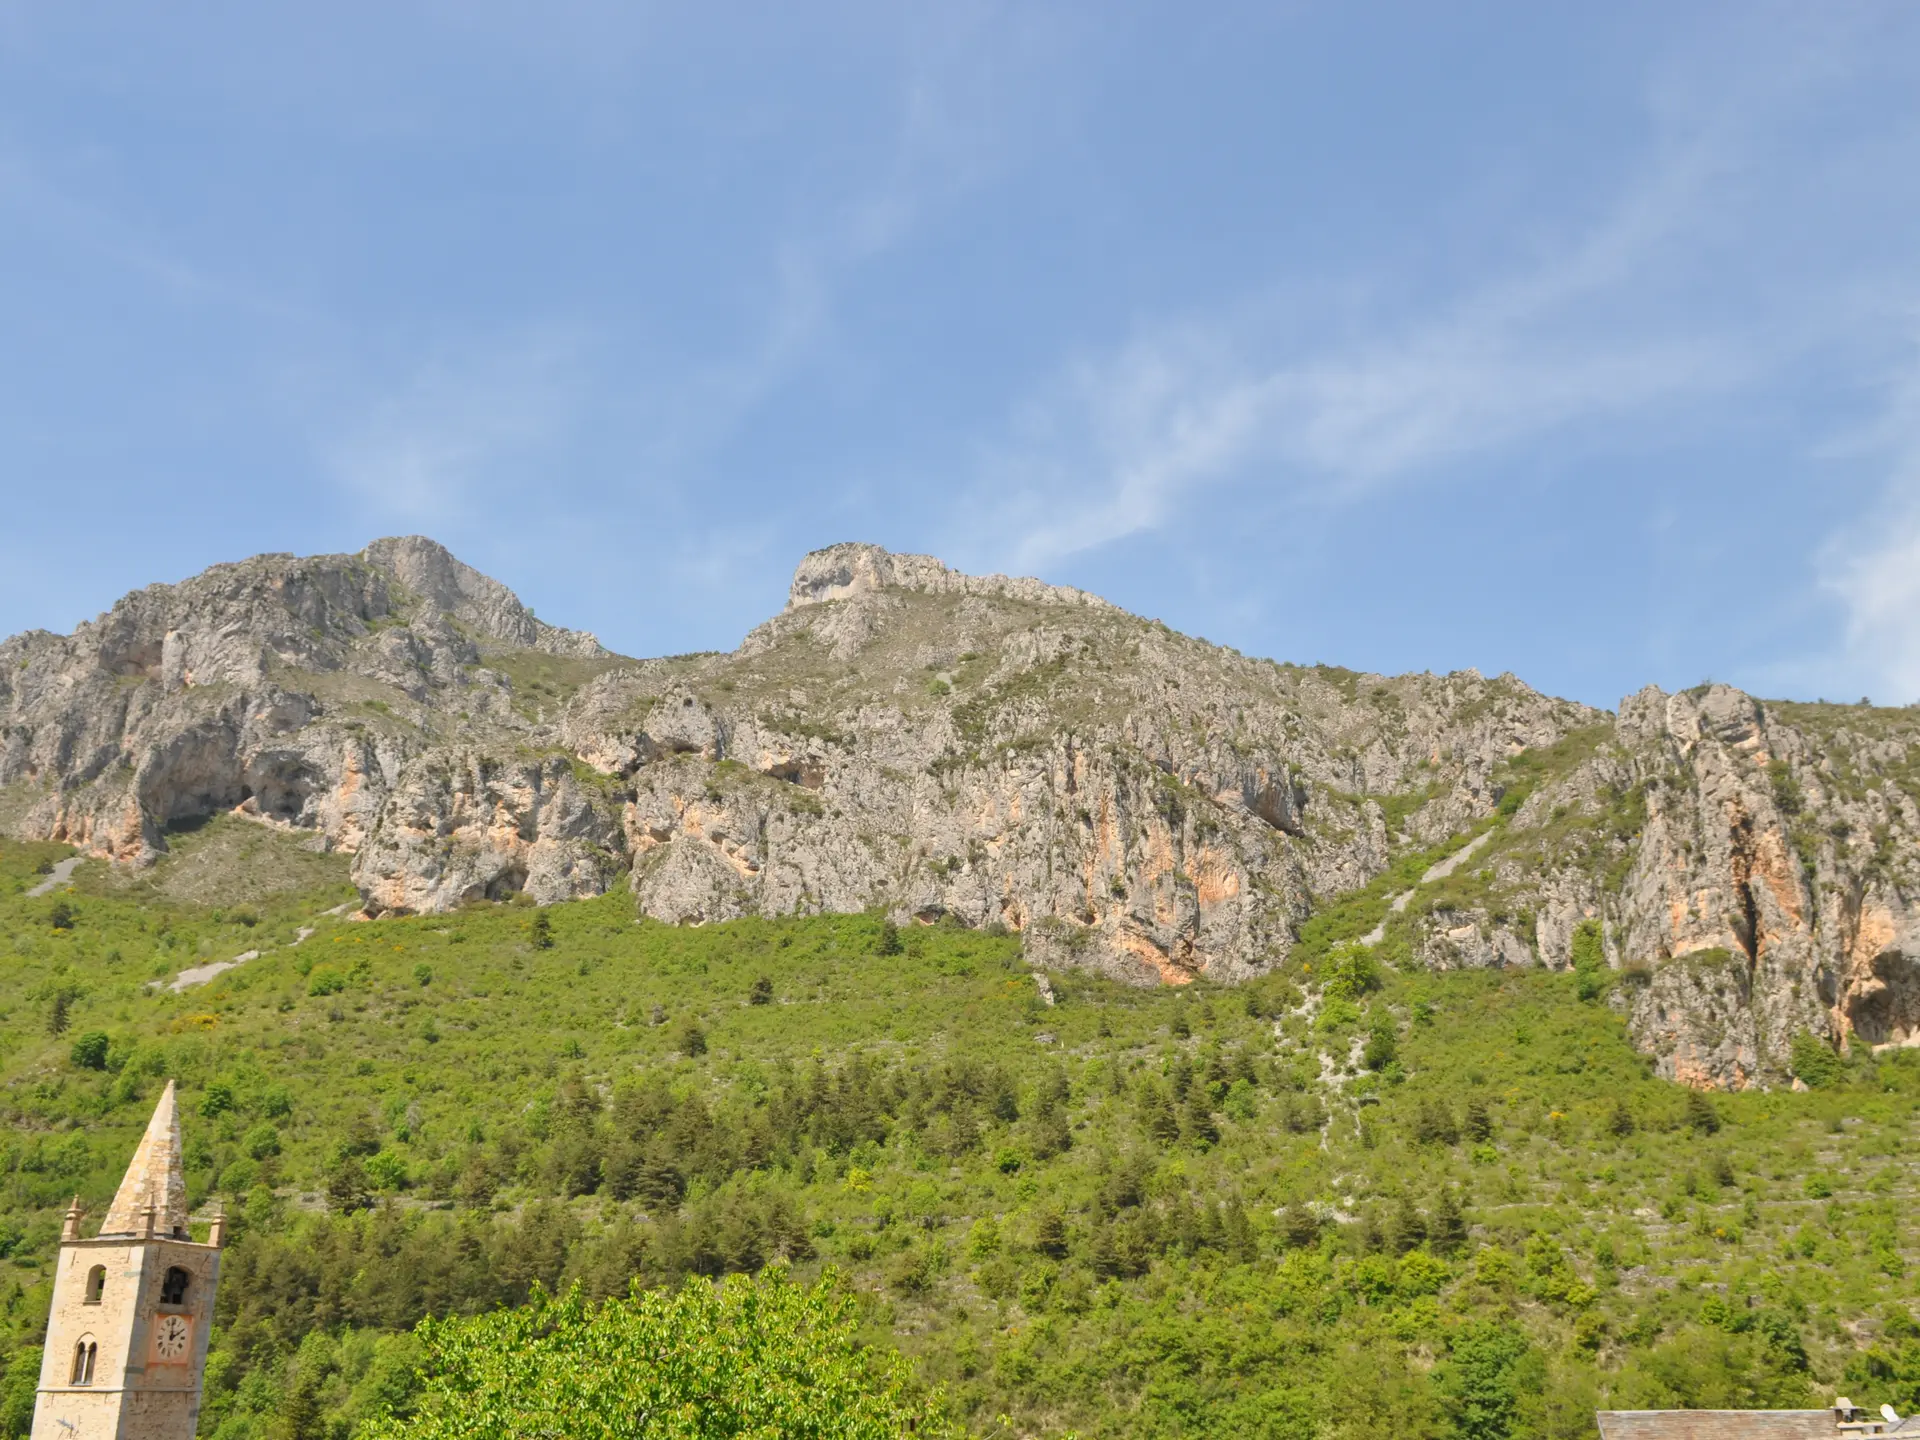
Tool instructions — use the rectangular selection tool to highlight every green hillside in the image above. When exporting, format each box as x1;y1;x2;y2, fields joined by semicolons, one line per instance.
0;829;1916;1439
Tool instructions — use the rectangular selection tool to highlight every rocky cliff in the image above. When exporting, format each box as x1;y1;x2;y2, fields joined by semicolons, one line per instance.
4;537;1916;1088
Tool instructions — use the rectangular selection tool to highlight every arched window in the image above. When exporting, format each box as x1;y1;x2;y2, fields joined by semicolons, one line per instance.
70;1338;97;1386
160;1266;190;1307
83;1265;105;1305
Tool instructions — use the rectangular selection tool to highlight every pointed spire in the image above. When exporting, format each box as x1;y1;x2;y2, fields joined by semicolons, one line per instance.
101;1080;189;1238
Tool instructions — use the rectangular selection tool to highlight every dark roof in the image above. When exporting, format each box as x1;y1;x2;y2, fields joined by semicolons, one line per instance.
1596;1413;1841;1440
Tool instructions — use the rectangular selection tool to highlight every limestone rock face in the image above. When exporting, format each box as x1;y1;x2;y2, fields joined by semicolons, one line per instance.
353;751;625;916
1388;680;1920;1087
0;537;605;889
553;566;1595;986
6;537;1917;1089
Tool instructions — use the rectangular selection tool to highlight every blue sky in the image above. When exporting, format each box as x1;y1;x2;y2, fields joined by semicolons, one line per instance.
3;3;1919;709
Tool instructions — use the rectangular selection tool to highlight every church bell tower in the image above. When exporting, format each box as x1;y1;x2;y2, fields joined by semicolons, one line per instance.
32;1081;224;1440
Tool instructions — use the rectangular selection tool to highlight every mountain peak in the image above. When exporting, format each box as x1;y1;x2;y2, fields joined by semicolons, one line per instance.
360;536;604;657
786;541;1114;612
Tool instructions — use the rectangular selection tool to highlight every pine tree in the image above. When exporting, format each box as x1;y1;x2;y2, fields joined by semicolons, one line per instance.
1280;1202;1321;1250
1463;1097;1494;1143
1183;1090;1220;1150
1389;1195;1428;1254
1685;1089;1721;1135
1032;1208;1069;1259
1430;1190;1469;1255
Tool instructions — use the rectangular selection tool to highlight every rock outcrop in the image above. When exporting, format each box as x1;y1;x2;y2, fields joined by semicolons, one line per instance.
0;537;611;901
5;537;1916;1089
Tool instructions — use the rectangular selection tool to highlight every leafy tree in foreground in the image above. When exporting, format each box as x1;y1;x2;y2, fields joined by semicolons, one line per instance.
364;1266;953;1440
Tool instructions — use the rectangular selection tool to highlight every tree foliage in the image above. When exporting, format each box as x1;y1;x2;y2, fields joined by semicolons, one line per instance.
364;1268;951;1440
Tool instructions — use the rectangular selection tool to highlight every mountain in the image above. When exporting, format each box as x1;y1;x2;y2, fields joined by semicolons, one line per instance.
2;537;1916;1089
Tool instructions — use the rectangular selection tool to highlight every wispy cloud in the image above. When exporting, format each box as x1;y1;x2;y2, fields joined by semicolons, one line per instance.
958;9;1894;578
968;122;1762;574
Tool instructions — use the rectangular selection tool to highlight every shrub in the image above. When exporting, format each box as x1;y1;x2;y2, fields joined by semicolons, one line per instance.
365;1151;410;1191
1325;944;1381;1000
308;967;346;997
1363;1019;1398;1072
1790;1031;1845;1089
69;1030;110;1071
218;1158;261;1194
1570;920;1607;1002
244;1124;283;1161
748;976;774;1006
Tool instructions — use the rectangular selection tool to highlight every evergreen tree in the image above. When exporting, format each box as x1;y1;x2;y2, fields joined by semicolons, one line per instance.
1686;1089;1721;1135
1463;1098;1494;1143
1389;1195;1428;1254
1431;1190;1469;1255
1032;1208;1070;1259
1182;1089;1220;1150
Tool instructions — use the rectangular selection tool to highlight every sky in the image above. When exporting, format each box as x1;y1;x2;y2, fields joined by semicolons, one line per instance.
3;2;1920;710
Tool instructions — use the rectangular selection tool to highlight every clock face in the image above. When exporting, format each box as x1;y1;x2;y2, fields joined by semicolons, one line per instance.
152;1314;191;1361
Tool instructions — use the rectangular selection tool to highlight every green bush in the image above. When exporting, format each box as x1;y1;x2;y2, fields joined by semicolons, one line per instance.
243;1123;283;1161
1790;1030;1846;1089
1325;944;1381;1000
1364;1019;1398;1072
1571;919;1607;1001
218;1158;260;1194
68;1030;110;1070
364;1151;410;1192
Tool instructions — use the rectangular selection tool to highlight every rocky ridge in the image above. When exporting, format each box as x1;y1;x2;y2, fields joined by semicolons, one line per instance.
4;537;1917;1088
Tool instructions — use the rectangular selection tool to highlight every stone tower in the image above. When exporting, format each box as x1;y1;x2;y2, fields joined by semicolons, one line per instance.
32;1081;225;1440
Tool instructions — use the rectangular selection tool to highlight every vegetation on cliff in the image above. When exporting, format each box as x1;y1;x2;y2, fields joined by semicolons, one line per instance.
0;831;1916;1437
